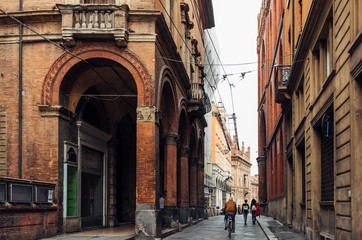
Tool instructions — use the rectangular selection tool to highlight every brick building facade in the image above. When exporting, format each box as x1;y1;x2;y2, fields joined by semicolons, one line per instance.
0;0;214;239
257;0;288;219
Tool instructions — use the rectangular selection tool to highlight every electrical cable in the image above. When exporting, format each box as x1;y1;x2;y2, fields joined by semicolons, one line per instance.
0;7;122;96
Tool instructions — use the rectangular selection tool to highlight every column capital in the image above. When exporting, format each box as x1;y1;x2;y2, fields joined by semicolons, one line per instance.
136;106;159;123
165;132;179;145
256;155;266;167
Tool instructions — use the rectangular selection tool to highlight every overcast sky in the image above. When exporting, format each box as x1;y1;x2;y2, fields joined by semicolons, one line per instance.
211;0;262;176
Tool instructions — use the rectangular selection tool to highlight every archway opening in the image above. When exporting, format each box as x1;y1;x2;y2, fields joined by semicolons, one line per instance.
60;57;137;229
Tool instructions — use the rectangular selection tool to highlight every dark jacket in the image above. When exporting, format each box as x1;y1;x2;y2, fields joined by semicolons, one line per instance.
242;203;250;213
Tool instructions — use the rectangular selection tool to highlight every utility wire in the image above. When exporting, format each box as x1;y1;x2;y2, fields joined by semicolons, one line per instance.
158;0;226;111
156;52;295;67
0;8;120;96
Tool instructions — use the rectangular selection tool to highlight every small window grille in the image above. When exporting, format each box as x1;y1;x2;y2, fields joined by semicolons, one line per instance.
35;186;54;203
321;121;334;201
0;182;6;202
10;184;33;203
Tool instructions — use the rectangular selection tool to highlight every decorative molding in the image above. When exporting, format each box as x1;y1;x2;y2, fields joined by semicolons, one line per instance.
136;106;159;123
310;94;334;127
256;156;266;167
165;132;179;145
39;105;75;121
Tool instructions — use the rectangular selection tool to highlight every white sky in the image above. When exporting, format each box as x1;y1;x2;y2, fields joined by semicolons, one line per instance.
211;0;262;176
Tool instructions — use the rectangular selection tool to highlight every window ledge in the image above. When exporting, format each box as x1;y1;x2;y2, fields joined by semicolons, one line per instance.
319;201;334;207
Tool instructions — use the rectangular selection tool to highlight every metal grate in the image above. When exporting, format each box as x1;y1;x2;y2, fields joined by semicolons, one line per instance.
321;134;334;201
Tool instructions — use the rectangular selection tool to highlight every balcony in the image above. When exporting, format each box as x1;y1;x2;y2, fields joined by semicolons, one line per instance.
275;65;291;104
57;3;129;47
187;83;211;117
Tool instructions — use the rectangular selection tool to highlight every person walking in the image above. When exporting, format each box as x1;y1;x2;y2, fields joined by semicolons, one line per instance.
223;197;237;233
255;202;260;218
251;199;257;224
242;199;250;225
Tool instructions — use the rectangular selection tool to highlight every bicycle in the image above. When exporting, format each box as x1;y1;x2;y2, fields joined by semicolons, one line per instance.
227;214;232;238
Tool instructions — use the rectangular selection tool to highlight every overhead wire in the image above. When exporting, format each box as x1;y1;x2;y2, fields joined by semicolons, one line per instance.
156;52;295;67
187;0;228;109
0;7;131;99
157;0;222;107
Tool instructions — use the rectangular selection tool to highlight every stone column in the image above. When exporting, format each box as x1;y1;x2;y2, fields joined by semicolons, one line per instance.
179;147;189;207
179;147;190;223
164;133;178;206
197;162;205;219
189;157;198;220
257;155;267;215
163;132;179;228
189;157;198;207
135;106;159;239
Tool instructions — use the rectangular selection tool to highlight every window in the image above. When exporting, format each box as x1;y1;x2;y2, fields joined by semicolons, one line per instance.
297;142;306;203
312;10;333;92
0;182;6;202
320;113;334;201
9;184;33;203
35;187;54;203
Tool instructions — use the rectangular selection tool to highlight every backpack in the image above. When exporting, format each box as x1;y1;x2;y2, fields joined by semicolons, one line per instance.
251;205;256;211
243;204;249;211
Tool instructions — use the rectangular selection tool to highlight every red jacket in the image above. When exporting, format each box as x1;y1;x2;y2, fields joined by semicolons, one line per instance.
255;203;260;216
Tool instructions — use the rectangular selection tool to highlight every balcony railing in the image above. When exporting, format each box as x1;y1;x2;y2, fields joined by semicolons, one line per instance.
275;65;291;103
187;83;211;116
57;4;129;47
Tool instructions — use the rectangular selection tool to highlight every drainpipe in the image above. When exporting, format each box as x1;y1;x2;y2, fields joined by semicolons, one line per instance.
18;0;23;178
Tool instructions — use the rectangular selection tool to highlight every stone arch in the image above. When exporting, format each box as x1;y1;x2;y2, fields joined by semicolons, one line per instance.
41;43;153;106
157;66;178;109
158;68;178;134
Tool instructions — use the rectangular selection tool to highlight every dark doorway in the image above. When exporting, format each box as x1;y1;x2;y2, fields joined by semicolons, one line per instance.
115;113;136;223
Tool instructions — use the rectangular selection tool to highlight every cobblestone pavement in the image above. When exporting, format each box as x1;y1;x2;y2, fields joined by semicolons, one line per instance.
162;214;267;240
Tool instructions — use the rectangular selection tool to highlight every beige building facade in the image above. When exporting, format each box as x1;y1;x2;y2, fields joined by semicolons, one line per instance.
230;139;252;208
274;0;362;239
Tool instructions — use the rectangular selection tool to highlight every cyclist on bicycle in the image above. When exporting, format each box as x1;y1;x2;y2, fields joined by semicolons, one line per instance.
224;197;237;233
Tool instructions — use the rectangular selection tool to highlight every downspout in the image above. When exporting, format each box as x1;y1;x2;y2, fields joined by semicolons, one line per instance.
18;0;23;178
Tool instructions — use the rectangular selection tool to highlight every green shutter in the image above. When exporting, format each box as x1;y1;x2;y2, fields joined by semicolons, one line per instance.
67;165;78;216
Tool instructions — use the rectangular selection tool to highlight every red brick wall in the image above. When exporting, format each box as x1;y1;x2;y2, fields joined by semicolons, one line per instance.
0;208;58;240
136;121;156;205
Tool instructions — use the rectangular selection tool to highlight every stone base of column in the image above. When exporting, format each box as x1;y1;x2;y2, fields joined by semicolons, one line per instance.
190;207;197;220
135;203;160;239
163;206;180;228
196;207;205;220
179;207;190;224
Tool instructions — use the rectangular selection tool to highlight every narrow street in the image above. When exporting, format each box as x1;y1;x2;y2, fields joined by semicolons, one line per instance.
163;215;267;240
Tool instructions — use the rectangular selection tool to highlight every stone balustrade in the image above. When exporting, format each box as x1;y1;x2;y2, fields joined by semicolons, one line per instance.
57;3;129;47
